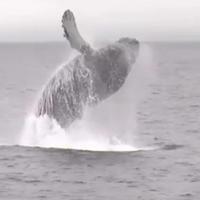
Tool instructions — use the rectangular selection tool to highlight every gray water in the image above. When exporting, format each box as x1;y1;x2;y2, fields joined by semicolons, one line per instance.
0;42;200;199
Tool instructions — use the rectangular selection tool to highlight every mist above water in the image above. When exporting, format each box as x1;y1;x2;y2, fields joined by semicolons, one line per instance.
20;43;157;151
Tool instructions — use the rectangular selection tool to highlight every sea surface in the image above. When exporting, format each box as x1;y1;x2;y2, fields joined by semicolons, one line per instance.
0;42;200;199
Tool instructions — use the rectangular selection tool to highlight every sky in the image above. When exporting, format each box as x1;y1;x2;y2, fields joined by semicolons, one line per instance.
0;0;200;42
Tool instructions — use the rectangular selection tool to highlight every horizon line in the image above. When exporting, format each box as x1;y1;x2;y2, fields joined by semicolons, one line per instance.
0;40;200;44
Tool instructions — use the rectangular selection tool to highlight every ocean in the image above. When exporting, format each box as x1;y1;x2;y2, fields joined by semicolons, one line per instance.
0;42;200;199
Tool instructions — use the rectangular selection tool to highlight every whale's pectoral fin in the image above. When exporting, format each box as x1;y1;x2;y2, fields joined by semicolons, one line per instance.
62;10;91;53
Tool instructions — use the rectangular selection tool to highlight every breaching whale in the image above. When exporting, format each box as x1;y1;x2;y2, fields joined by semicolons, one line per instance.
36;10;139;128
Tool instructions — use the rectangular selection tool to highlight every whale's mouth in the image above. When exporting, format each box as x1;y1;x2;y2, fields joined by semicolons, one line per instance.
118;37;140;65
118;37;139;53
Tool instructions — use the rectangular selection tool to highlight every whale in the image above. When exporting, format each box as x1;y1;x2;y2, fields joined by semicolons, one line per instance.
35;10;139;128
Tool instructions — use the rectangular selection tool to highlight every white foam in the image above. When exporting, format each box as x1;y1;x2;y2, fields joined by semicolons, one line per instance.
20;114;142;151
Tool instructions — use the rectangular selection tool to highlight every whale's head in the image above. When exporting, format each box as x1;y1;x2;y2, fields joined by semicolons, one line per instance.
117;37;139;65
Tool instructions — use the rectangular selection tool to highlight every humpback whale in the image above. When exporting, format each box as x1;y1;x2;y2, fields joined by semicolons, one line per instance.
36;10;139;128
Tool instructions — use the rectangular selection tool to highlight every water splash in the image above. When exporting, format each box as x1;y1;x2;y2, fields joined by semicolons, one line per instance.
20;114;139;151
20;43;157;152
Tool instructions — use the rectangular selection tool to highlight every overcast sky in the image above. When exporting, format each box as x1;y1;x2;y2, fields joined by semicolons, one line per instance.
0;0;200;42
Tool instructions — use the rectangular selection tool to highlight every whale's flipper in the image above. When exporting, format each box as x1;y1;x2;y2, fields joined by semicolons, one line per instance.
62;10;91;53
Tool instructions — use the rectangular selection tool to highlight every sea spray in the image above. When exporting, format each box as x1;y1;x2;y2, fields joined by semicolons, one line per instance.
20;43;157;151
